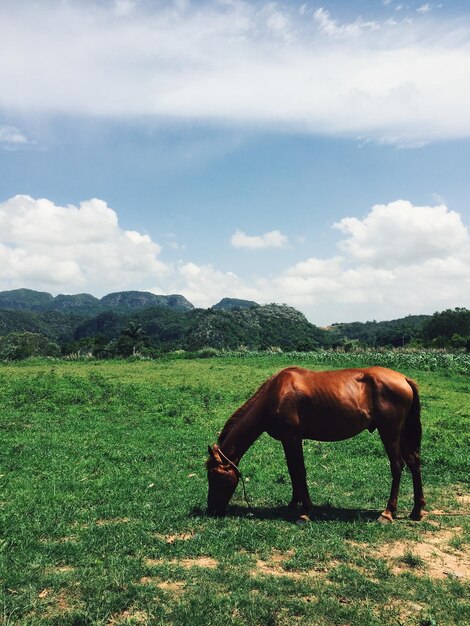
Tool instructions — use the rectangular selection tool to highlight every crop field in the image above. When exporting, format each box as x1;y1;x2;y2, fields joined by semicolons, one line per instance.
1;352;469;625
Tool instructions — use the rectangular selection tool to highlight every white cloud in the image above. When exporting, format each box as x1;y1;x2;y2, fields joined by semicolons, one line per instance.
1;1;470;145
231;229;288;249
175;262;261;308
0;124;28;147
0;195;169;294
177;200;470;322
417;4;432;14
164;233;186;251
114;0;136;17
264;200;470;322
313;8;381;38
333;200;469;268
0;195;468;324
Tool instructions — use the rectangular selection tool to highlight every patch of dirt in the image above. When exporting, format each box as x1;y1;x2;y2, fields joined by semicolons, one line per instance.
179;557;217;569
96;517;131;526
456;493;470;509
251;549;331;580
383;599;425;624
153;532;194;544
425;528;462;545
252;549;299;579
39;535;78;544
144;556;217;569
107;609;148;625
375;527;469;579
144;558;163;567
53;592;74;612
254;559;303;579
156;580;186;594
139;576;185;592
48;565;75;574
43;589;83;618
70;521;89;530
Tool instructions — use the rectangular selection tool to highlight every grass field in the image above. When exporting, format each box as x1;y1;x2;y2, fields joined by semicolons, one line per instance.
1;353;469;625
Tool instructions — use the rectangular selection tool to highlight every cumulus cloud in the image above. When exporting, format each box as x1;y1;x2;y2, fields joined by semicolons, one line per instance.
266;201;470;322
175;262;261;309
1;195;468;324
0;194;261;308
175;200;470;322
1;1;470;144
0;195;169;294
231;229;288;249
333;200;469;267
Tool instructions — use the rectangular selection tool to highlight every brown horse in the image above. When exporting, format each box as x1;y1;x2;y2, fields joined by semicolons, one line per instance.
207;366;425;522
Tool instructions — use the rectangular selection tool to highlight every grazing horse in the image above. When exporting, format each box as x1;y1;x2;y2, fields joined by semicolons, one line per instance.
207;366;425;522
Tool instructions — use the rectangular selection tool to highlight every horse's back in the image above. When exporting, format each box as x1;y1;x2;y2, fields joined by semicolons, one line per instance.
266;366;413;441
275;365;413;400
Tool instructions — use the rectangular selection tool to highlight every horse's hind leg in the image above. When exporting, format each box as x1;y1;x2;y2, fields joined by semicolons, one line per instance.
282;436;313;517
377;430;404;523
401;442;426;521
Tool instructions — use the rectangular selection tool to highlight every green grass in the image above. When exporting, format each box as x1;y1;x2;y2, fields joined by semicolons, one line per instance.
1;355;469;625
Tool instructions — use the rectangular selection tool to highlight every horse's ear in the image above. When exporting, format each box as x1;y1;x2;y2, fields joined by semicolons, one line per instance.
207;444;221;462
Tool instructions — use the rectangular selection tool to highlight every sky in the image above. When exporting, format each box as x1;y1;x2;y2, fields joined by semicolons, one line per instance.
0;0;469;325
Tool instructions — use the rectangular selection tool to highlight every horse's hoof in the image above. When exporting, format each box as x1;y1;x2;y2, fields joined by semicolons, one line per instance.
409;510;424;521
378;512;394;524
296;514;311;525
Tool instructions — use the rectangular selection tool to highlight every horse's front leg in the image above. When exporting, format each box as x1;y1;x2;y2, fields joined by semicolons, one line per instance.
282;436;313;518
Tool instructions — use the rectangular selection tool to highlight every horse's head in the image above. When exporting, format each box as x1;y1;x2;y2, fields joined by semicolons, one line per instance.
206;443;239;516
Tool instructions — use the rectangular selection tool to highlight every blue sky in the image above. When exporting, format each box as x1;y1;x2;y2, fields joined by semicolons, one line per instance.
1;0;469;324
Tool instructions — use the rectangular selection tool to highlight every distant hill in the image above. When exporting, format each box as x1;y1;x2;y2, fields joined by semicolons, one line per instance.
0;288;468;356
0;308;88;342
186;304;325;351
53;293;101;311
100;291;193;311
0;288;55;311
0;288;194;315
70;303;325;351
330;314;431;348
212;297;258;310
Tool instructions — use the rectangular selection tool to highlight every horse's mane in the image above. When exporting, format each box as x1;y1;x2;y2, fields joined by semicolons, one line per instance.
218;374;275;445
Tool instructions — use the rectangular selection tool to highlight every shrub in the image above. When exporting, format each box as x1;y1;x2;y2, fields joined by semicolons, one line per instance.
0;332;60;360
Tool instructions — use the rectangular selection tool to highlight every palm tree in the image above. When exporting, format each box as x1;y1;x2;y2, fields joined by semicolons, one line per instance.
121;322;147;355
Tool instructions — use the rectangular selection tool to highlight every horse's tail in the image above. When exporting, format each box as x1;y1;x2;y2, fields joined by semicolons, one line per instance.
401;378;422;454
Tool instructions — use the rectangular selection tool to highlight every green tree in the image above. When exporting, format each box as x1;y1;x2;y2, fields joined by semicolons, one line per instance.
422;308;470;343
114;322;148;356
0;332;60;360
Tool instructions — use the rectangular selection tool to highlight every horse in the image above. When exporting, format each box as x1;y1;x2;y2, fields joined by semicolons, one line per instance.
207;366;425;522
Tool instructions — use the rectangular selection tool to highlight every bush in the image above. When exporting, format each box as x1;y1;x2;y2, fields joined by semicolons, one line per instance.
0;332;61;360
189;347;221;359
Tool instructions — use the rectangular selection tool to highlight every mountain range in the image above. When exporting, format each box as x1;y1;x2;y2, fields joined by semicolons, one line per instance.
0;288;195;313
0;288;467;356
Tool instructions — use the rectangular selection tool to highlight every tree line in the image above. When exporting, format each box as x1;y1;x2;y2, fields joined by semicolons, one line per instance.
0;304;468;360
